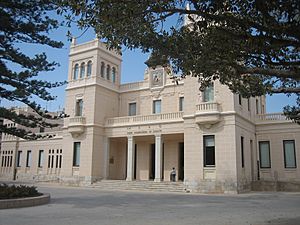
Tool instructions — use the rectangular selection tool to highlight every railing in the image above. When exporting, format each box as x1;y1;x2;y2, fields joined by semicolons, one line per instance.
256;113;288;121
196;102;220;112
70;41;96;52
106;112;183;126
69;116;86;124
119;81;148;91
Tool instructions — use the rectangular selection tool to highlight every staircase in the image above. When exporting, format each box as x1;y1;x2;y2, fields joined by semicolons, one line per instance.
91;180;187;193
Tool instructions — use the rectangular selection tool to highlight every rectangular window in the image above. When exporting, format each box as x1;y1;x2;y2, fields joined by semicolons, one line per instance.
259;141;271;168
16;151;22;167
283;140;297;168
256;99;259;114
241;136;244;168
73;142;81;167
179;97;184;111
153;100;161;114
238;94;242;105
48;155;51;168
75;99;83;116
203;84;214;102
204;135;215;167
26;150;32;167
247;98;250;111
128;102;137;116
59;155;62;168
38;150;44;168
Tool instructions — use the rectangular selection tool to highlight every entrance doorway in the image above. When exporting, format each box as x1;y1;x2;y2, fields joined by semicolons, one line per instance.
178;142;184;181
149;144;155;180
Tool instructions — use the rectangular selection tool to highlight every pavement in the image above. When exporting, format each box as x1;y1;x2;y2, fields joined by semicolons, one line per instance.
0;184;300;225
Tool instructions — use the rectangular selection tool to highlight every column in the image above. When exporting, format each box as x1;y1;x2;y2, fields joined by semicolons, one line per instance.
154;134;163;182
103;136;110;179
126;136;135;181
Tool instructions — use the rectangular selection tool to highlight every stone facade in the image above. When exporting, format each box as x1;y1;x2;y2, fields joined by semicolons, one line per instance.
1;38;299;193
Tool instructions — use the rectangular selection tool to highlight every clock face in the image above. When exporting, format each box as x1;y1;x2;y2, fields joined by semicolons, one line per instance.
151;69;163;87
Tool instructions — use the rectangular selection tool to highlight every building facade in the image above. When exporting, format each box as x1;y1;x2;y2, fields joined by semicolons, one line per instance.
1;38;299;193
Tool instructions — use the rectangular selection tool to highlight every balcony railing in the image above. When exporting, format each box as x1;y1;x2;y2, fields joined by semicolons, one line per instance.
196;102;220;112
69;116;86;124
106;112;183;126
256;113;288;121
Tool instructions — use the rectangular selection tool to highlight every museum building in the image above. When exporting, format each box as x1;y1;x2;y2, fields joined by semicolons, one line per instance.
0;38;299;193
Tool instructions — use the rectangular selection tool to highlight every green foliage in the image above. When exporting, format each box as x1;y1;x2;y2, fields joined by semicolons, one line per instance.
0;183;42;199
61;0;300;123
0;0;65;139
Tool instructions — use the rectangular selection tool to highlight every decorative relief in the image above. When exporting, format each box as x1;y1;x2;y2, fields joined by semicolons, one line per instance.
151;69;164;87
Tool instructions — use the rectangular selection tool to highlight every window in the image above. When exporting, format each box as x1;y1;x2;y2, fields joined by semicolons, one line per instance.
80;62;85;78
75;99;83;116
256;99;259;114
100;62;105;77
203;83;214;102
73;142;80;167
26;150;32;167
204;135;215;167
153;100;161;114
259;141;271;168
39;127;45;133
247;98;250;111
112;67;116;83
38;150;44;168
129;102;137;116
179;97;184;111
106;65;111;80
238;94;242;105
73;64;79;80
87;61;92;77
283;140;297;168
241;136;244;168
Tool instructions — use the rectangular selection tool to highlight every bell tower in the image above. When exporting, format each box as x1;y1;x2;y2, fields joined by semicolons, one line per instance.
61;37;122;184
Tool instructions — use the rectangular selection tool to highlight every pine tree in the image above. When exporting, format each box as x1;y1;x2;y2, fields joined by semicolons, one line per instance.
0;0;64;139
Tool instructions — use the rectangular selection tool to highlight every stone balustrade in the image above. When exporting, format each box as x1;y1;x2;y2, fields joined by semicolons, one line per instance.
68;116;86;135
106;112;183;126
256;113;287;121
69;116;86;124
196;102;220;112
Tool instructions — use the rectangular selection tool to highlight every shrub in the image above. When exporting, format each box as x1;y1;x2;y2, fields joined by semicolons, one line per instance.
0;184;42;199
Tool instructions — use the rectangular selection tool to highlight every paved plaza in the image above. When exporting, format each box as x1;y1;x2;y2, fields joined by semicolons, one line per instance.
0;185;300;225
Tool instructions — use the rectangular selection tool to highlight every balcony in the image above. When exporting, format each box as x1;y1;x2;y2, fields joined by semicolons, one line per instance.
195;102;221;127
68;116;86;135
106;112;183;127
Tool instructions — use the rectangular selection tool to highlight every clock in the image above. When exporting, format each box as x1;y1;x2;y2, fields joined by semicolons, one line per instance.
151;69;164;87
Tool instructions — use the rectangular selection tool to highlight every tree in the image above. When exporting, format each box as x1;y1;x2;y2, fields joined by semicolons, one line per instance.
62;0;300;123
0;0;65;139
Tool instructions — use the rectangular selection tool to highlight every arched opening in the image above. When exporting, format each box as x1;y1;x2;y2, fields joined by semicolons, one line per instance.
100;62;105;77
87;61;92;77
112;67;116;83
106;65;111;80
73;64;79;80
80;62;85;78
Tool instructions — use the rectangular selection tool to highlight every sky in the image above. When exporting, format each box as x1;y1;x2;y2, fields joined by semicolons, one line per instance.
2;15;297;113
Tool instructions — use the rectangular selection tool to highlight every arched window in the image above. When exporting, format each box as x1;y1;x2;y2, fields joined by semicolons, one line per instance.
100;62;105;77
73;64;79;80
112;67;116;83
80;62;85;78
106;65;111;80
87;61;92;77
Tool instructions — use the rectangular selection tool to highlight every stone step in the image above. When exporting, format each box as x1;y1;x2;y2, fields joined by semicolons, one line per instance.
91;180;187;193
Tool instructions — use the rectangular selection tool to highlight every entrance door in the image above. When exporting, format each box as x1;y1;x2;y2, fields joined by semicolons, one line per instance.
149;144;155;180
178;142;184;181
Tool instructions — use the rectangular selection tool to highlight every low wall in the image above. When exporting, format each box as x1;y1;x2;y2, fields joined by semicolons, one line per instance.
252;181;300;192
0;193;50;209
